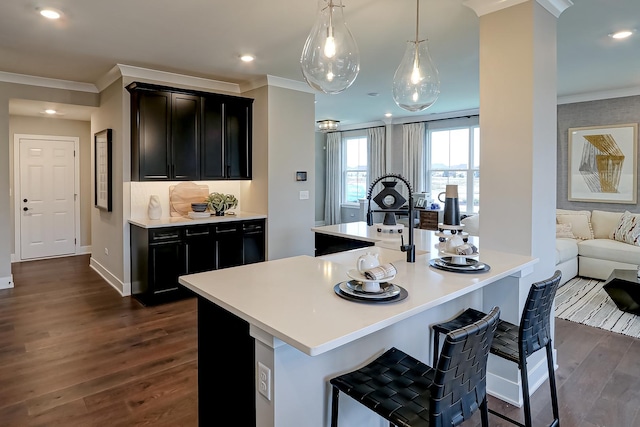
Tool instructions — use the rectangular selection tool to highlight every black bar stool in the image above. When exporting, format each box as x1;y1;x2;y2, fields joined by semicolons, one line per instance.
329;306;500;427
431;270;562;427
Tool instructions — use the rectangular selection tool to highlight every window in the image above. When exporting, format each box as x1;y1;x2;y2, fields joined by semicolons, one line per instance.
344;136;367;204
428;124;479;214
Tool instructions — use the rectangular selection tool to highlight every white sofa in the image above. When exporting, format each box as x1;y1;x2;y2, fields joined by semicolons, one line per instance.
556;209;640;281
461;210;640;285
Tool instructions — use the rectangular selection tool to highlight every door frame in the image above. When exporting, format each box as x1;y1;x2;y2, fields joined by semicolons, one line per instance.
13;134;81;262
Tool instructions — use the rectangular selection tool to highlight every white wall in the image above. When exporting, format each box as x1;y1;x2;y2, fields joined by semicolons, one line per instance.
266;86;316;259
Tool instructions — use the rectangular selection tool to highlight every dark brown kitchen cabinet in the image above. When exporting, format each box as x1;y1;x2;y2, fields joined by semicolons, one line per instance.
201;95;253;180
130;218;266;305
128;84;200;181
127;81;252;181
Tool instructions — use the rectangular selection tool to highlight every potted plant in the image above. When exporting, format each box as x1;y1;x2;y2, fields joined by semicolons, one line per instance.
205;192;238;216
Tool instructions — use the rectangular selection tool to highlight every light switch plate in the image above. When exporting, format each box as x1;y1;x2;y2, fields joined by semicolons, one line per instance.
300;190;309;200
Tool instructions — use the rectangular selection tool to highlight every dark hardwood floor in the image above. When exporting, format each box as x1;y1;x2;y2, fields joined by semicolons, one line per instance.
1;255;639;426
0;255;197;426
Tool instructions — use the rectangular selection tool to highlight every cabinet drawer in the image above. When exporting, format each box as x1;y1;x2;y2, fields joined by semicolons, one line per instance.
149;228;182;243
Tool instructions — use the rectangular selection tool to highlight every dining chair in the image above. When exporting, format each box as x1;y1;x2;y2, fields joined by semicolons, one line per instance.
431;270;562;427
329;306;500;427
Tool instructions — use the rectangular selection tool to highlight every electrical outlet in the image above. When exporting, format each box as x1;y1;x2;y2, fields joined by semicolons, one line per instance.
258;362;271;400
104;248;109;255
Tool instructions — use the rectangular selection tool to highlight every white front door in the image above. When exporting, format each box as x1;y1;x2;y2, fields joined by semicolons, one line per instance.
19;137;77;260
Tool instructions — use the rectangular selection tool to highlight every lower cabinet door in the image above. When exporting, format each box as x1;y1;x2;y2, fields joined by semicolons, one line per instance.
149;241;185;295
185;226;216;274
216;223;243;269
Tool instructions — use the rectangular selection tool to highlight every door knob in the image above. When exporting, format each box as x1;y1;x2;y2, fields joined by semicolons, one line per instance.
23;207;28;211
23;198;28;203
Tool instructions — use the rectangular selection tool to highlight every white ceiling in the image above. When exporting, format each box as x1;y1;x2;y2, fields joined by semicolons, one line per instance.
2;0;639;126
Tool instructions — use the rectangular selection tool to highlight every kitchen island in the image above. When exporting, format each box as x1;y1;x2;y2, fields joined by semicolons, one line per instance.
179;222;537;427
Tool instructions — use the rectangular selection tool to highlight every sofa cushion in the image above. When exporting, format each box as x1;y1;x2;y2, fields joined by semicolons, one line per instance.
610;211;640;246
591;210;623;239
556;211;594;240
578;238;640;265
556;238;579;264
556;223;576;239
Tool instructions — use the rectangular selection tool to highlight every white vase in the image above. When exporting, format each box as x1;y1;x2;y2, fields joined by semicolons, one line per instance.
148;195;162;220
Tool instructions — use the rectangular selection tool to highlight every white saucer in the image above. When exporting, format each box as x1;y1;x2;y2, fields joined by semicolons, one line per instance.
347;269;396;283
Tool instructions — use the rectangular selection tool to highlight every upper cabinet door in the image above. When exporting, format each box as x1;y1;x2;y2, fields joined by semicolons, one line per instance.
201;96;224;179
134;90;171;180
225;98;252;180
171;93;200;181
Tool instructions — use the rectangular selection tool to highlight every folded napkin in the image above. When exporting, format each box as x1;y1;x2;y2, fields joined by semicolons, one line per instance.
455;243;478;255
363;263;397;280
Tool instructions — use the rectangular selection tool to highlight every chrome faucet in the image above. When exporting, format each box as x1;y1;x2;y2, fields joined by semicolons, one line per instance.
366;174;416;263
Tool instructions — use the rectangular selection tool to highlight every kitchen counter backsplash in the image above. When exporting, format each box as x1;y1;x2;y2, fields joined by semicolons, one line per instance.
130;181;242;219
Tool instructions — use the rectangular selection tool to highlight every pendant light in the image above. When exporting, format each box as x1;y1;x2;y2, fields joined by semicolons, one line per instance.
392;0;440;112
300;0;360;94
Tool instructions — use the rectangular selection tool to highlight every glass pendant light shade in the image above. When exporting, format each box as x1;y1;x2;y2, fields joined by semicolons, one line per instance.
300;0;360;94
392;40;440;111
392;0;440;112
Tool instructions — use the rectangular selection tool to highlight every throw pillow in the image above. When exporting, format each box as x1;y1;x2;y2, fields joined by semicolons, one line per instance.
591;210;624;239
610;211;640;246
556;223;576;239
556;212;594;240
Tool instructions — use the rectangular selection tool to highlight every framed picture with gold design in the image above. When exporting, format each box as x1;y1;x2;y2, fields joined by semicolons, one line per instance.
568;123;638;204
94;129;113;211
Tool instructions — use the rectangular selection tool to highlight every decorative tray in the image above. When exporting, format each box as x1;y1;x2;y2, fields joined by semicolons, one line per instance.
346;269;396;284
334;281;408;303
429;257;490;273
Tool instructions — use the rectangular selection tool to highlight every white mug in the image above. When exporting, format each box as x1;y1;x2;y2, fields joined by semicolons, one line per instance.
357;252;380;274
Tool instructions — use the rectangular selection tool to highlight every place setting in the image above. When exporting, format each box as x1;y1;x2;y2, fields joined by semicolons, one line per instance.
430;234;491;273
334;252;408;303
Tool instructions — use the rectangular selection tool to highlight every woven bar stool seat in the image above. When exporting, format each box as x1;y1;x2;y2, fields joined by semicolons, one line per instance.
431;270;562;427
329;306;500;427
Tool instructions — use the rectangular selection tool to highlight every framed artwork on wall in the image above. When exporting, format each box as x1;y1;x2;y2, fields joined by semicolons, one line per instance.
568;123;638;204
94;128;113;211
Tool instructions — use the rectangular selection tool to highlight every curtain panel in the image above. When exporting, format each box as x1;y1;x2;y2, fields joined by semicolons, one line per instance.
324;132;343;225
367;126;386;197
402;122;425;196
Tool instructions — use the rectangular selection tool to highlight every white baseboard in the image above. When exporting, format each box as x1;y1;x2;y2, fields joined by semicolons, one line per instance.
89;256;131;296
78;245;92;255
486;351;552;406
0;274;14;289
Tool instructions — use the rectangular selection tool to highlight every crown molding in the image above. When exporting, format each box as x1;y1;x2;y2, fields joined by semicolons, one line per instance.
558;86;640;105
0;71;98;93
241;75;315;94
111;64;241;93
463;0;572;18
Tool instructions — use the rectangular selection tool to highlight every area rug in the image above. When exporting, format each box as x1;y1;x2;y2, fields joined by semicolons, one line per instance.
555;276;640;339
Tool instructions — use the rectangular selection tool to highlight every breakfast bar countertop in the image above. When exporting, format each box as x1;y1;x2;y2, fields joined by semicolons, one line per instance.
179;248;536;356
128;211;267;228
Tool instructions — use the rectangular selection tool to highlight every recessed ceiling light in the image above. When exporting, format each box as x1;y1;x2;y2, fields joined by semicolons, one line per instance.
609;30;634;39
44;109;57;115
40;8;61;20
240;55;255;62
385;113;392;117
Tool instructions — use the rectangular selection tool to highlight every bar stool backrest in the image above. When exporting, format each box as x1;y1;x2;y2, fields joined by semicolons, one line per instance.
519;270;562;359
431;306;500;427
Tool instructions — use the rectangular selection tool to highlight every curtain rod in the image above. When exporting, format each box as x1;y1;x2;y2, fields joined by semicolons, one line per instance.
333;114;479;133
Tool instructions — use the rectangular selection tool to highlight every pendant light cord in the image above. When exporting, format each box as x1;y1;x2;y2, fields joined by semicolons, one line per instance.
415;0;419;43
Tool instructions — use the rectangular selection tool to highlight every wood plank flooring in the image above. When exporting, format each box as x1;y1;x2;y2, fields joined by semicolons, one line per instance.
2;255;639;426
1;255;197;426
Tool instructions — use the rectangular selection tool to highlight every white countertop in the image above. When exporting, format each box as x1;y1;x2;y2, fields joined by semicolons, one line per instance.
179;246;536;356
129;211;267;228
312;221;477;253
